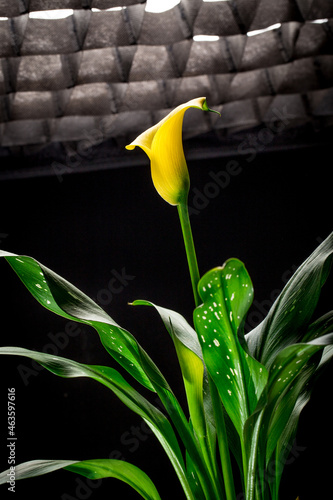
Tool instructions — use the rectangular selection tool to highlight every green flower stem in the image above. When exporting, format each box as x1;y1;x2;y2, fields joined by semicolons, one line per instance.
209;376;237;500
177;199;201;307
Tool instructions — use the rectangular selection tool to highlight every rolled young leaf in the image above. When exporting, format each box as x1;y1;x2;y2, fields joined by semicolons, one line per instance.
0;459;162;500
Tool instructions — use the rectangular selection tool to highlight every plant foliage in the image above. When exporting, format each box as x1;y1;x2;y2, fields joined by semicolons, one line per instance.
0;99;332;500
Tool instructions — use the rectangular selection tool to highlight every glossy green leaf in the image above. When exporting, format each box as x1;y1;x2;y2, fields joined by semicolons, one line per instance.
132;301;207;437
132;301;223;496
266;312;333;464
0;459;162;500
132;300;203;360
0;346;194;497
246;232;333;367
0;251;168;392
302;310;333;342
268;330;333;498
185;451;206;500
261;334;333;427
194;259;268;438
265;358;317;465
149;382;221;500
0;252;217;500
66;460;161;499
0;346;178;444
244;334;333;500
267;367;316;500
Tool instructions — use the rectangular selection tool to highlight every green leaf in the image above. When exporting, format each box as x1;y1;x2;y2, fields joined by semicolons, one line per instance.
0;459;162;500
194;259;267;438
0;251;168;392
267;369;315;500
244;334;333;500
302;310;333;342
66;460;161;500
132;301;207;438
0;252;218;500
266;312;333;466
268;331;333;498
0;346;177;445
246;232;333;367
132;301;224;497
186;451;206;500
132;301;203;360
0;346;196;499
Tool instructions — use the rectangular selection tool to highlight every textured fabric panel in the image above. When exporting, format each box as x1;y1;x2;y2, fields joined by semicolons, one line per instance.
1;29;332;93
0;0;143;16
1;4;332;54
1;87;331;147
1;54;331;104
0;0;332;156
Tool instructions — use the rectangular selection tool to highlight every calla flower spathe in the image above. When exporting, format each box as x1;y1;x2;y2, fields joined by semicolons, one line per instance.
126;97;220;206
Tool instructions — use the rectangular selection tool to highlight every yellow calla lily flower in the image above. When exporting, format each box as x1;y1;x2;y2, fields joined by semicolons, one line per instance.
126;97;219;206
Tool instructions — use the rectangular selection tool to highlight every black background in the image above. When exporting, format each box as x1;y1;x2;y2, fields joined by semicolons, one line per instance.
0;141;332;500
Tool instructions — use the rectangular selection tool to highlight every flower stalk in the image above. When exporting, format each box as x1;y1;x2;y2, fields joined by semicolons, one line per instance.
177;198;201;307
126;97;219;307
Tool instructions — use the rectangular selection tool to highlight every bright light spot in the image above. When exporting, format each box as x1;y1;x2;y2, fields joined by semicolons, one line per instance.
29;9;74;19
310;18;328;24
0;17;8;21
91;7;123;12
145;0;180;13
193;35;220;42
247;23;281;37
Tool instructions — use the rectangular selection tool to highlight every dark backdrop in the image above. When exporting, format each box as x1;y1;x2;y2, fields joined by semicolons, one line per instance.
0;142;332;500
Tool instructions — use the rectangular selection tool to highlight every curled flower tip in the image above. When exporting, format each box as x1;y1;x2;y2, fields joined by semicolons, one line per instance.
202;99;221;116
125;97;220;206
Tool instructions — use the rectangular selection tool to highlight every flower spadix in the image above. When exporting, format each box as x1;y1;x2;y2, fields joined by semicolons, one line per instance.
126;97;220;206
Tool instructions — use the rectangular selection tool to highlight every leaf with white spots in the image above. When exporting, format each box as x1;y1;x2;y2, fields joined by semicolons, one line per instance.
0;253;220;500
244;333;333;500
194;258;268;438
269;332;333;497
0;251;169;393
264;333;333;448
246;232;333;368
